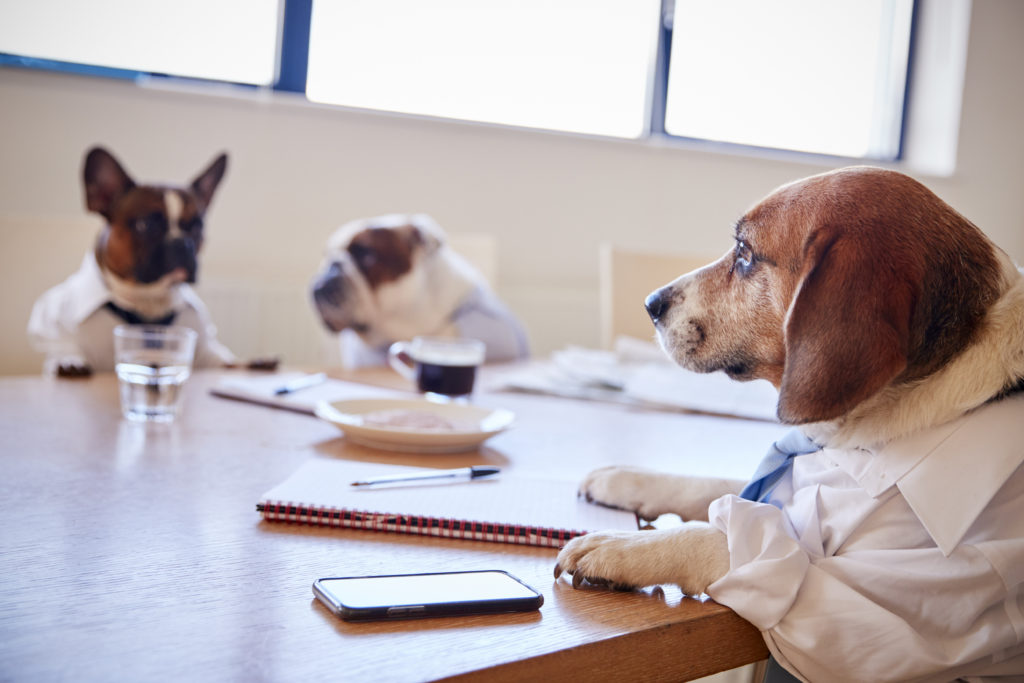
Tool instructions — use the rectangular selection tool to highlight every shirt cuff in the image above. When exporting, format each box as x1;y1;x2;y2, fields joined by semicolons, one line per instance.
706;494;810;630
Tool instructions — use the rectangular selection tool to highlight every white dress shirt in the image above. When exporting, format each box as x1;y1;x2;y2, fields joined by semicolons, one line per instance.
28;253;236;373
337;283;529;368
707;393;1024;682
450;284;530;362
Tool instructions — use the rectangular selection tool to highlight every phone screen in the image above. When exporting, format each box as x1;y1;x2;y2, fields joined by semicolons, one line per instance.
313;570;543;620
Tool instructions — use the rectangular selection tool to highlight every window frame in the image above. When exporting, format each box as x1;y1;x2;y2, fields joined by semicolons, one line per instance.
0;0;916;163
649;0;918;162
0;0;308;91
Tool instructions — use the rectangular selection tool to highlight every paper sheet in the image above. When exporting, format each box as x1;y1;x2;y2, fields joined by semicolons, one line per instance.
258;459;638;546
211;372;407;414
488;337;779;422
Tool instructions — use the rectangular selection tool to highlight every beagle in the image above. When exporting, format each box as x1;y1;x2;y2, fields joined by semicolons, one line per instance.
555;167;1024;680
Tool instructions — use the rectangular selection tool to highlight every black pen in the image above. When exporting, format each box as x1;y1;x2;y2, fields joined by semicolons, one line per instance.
274;372;327;395
351;466;501;487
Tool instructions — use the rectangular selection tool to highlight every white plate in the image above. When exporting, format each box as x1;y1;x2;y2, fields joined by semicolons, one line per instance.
314;398;515;453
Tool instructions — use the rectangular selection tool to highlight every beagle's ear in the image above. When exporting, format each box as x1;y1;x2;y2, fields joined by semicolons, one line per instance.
778;225;913;424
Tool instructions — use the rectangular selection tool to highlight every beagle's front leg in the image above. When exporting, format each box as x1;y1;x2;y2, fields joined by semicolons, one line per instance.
554;524;730;596
579;466;744;522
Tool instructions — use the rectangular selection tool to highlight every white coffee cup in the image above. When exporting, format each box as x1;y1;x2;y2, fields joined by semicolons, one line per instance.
388;336;486;400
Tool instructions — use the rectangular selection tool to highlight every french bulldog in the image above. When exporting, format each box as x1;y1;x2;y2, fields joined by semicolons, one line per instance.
27;146;270;376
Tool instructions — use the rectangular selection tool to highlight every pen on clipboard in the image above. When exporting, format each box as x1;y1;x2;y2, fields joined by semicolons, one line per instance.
350;466;501;487
273;372;327;395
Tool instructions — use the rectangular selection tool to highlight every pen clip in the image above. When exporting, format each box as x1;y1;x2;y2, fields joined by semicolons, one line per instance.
274;372;327;396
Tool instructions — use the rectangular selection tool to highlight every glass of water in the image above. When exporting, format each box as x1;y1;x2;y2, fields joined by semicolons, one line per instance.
114;325;198;423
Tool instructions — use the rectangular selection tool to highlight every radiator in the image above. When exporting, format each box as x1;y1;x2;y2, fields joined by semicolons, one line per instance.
195;281;340;367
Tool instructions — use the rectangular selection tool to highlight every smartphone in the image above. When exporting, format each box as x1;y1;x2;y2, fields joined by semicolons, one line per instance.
312;570;544;621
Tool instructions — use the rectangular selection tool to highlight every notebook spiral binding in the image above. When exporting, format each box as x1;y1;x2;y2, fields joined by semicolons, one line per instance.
257;501;583;548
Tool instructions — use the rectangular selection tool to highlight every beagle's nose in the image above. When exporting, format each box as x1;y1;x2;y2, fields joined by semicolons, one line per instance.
645;289;670;323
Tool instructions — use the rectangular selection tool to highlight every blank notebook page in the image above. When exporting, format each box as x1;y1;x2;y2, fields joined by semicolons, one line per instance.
258;458;638;541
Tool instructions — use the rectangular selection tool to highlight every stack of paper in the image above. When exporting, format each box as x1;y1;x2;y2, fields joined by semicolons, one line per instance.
487;337;779;422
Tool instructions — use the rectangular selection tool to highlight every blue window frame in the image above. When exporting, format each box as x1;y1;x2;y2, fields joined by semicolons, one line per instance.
0;0;915;161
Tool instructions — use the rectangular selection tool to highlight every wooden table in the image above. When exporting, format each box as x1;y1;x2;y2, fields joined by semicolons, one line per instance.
0;368;787;682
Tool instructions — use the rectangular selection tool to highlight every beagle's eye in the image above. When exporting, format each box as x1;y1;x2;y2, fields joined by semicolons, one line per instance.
134;219;149;233
734;240;754;272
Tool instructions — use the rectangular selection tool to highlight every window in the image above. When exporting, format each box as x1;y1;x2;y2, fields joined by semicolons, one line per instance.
0;0;915;160
0;0;280;85
665;0;914;159
306;0;660;139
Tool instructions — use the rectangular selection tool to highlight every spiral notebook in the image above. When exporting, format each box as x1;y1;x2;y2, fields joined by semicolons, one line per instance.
257;459;638;548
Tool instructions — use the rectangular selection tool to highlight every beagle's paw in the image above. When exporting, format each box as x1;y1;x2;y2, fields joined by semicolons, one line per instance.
554;524;730;597
579;466;686;521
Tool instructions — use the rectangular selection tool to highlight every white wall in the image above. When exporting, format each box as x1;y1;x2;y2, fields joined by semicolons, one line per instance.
2;0;1022;376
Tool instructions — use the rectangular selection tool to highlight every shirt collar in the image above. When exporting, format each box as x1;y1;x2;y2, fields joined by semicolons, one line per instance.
66;252;198;326
68;252;115;326
843;393;1024;556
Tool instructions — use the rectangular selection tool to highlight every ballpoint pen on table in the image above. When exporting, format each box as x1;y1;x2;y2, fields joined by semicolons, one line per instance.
274;372;328;395
350;466;501;487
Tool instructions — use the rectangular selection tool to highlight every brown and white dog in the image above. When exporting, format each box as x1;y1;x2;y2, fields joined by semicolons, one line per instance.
28;147;255;375
311;214;529;367
555;167;1024;680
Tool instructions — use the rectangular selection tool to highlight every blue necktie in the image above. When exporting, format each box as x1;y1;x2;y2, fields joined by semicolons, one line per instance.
739;428;821;502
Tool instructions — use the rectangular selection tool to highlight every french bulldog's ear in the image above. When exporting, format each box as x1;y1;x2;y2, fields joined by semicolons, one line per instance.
190;153;228;211
83;147;136;221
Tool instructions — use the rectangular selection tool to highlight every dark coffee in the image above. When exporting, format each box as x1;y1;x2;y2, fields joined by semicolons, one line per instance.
416;362;477;396
389;337;485;398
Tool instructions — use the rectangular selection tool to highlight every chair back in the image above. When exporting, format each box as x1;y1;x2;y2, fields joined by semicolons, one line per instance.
599;243;711;349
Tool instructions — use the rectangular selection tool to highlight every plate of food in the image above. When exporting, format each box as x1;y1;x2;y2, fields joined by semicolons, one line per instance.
314;398;515;453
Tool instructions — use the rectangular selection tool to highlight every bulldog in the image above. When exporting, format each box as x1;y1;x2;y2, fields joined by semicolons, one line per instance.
311;214;529;367
28;146;257;376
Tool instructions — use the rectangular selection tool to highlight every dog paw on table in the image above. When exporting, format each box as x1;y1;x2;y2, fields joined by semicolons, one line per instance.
579;466;743;523
223;356;282;372
55;361;93;378
242;356;281;371
579;466;683;521
554;524;730;596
